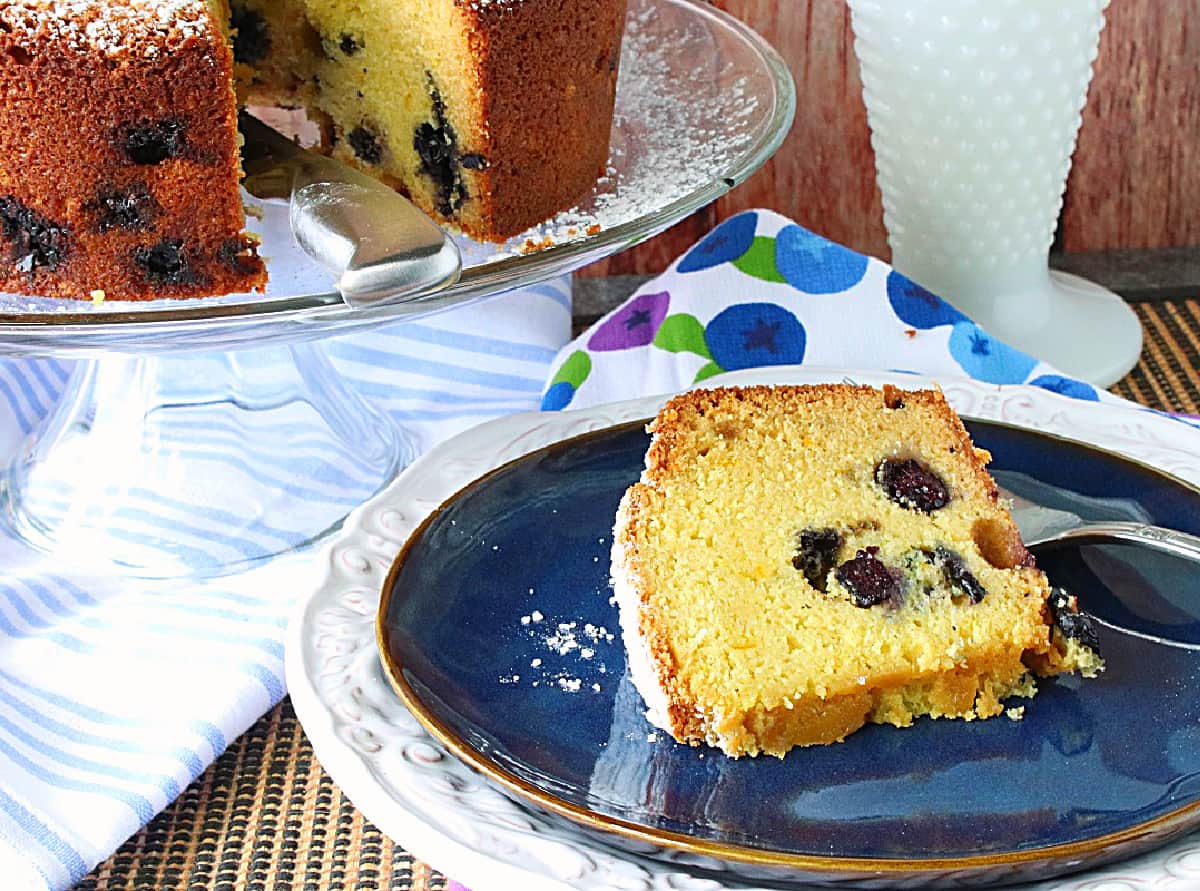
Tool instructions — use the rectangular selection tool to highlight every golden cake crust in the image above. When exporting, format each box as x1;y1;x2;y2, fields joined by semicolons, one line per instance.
612;384;1101;758
456;0;625;240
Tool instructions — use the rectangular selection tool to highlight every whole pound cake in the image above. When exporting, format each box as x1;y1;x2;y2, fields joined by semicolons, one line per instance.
612;384;1102;758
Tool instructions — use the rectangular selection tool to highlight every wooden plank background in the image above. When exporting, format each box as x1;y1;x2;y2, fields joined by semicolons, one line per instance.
581;0;1200;277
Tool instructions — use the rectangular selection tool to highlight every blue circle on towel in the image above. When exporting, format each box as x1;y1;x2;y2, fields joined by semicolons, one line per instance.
541;381;577;411
775;225;869;294
886;271;968;329
677;212;758;273
949;322;1038;384
704;303;806;371
1030;375;1100;402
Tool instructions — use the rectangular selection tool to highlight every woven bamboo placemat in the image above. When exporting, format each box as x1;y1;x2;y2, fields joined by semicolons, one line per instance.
1111;299;1200;413
78;297;1200;891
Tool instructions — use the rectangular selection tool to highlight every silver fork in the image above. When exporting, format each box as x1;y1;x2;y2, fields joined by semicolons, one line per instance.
1006;489;1200;563
1023;521;1200;562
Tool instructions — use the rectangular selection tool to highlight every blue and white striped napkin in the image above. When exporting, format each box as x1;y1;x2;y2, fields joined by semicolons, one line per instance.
0;279;572;890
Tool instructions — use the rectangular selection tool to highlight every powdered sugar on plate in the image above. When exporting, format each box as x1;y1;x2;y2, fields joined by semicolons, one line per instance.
503;611;618;695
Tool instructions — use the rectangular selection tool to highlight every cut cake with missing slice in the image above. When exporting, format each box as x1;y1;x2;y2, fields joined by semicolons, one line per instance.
0;0;627;300
611;384;1102;758
231;0;628;243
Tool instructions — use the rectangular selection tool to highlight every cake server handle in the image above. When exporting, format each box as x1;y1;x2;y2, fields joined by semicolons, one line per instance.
239;113;462;308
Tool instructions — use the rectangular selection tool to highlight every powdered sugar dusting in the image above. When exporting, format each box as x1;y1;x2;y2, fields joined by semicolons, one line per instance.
500;608;617;695
1;0;212;59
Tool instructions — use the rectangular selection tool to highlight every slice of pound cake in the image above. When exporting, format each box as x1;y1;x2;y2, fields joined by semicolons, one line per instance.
611;384;1102;758
0;0;266;300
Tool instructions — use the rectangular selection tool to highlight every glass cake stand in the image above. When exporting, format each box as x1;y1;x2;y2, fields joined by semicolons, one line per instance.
0;0;795;579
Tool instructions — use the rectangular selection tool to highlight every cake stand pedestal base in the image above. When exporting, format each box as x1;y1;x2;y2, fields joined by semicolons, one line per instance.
0;342;409;579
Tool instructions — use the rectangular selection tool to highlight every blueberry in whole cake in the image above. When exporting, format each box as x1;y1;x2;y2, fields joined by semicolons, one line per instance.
0;0;267;301
611;384;1103;758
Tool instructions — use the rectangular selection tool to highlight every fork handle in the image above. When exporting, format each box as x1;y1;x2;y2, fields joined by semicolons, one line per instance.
1033;521;1200;564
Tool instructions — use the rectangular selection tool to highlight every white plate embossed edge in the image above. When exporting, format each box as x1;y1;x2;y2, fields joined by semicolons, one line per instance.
286;366;1200;891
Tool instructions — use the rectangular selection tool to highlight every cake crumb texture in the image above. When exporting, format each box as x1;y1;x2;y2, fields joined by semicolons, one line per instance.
612;384;1103;758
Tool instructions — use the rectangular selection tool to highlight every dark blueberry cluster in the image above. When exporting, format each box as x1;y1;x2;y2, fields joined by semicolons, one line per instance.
1047;588;1101;653
134;239;198;286
90;182;158;233
836;547;903;609
231;5;271;65
339;33;361;55
118;119;187;166
348;126;384;166
6;45;32;66
792;527;842;592
413;74;483;216
876;458;950;513
0;196;69;274
930;547;987;603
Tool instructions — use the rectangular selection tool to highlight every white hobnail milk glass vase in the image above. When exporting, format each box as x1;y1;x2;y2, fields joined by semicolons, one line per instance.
847;0;1142;386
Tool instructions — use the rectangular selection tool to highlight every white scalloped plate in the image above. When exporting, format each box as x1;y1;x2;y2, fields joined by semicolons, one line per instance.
287;366;1200;891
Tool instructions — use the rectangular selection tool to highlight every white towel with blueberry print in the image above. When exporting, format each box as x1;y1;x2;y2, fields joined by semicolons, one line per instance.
543;208;1114;411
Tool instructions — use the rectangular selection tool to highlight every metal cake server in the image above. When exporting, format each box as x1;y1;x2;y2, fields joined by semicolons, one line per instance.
239;113;462;309
1007;491;1200;563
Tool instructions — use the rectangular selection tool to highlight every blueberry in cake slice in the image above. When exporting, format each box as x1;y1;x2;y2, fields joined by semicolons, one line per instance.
229;0;322;111
0;0;266;300
611;384;1103;758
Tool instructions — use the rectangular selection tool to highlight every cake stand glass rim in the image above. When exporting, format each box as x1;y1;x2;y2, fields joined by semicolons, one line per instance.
0;0;797;356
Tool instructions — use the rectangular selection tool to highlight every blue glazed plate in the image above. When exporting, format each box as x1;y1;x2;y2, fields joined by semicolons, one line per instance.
376;395;1200;884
